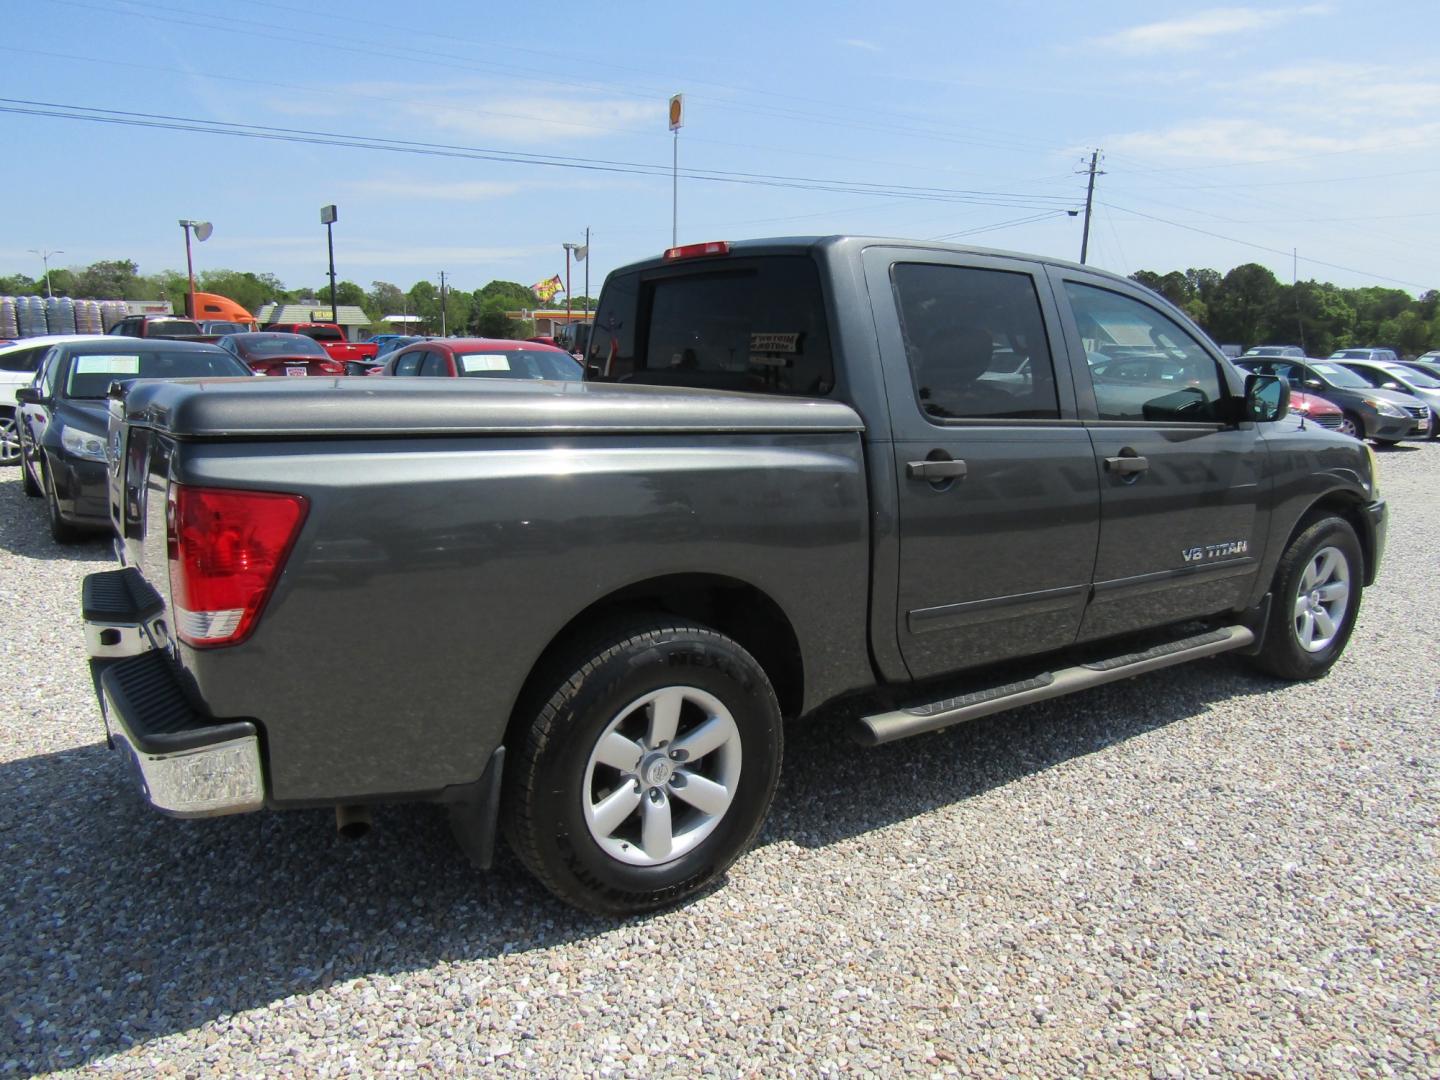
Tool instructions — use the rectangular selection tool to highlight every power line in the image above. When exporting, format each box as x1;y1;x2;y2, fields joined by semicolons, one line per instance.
0;98;1078;211
1101;201;1433;290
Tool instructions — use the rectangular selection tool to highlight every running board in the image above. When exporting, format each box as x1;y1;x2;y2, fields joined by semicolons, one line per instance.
854;625;1255;747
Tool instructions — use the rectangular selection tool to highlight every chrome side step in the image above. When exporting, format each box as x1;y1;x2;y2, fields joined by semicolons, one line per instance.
855;625;1255;746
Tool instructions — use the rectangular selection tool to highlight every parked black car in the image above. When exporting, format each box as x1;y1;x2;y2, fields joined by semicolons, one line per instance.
16;338;252;541
1235;358;1429;443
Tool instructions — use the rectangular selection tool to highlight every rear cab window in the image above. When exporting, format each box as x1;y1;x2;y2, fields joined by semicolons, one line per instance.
587;255;835;397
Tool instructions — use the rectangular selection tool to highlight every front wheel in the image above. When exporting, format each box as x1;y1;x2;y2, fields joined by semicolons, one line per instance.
20;444;41;497
1250;515;1363;680
503;618;782;915
43;465;81;544
1337;412;1363;439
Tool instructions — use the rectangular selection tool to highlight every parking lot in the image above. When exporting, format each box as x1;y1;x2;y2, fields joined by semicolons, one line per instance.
0;444;1436;1077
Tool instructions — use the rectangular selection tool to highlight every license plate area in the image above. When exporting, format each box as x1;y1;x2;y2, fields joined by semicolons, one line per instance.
286;366;308;377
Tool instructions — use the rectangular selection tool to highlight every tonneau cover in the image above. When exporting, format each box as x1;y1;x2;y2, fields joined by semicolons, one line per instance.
119;377;866;438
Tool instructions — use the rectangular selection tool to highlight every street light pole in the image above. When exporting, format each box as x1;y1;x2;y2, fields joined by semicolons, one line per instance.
28;248;63;298
177;220;212;316
320;205;339;332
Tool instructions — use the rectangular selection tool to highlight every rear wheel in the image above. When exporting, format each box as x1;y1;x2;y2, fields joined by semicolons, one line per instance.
0;410;19;467
1251;515;1363;680
503;617;782;915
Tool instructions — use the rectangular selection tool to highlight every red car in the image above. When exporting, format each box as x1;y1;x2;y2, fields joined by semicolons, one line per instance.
217;332;348;377
265;323;379;368
1288;388;1345;431
379;337;583;381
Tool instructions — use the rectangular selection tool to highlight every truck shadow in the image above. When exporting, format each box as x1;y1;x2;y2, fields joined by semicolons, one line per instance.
0;656;1276;1072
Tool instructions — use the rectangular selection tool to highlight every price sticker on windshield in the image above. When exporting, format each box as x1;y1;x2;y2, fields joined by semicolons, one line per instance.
460;354;511;372
75;356;142;374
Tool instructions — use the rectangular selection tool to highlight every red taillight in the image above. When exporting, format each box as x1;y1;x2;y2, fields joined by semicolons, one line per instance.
320;361;346;375
663;240;730;260
167;485;308;648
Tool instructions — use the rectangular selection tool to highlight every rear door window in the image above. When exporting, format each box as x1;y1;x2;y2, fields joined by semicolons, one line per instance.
891;263;1060;420
393;350;422;376
419;351;450;377
590;256;834;396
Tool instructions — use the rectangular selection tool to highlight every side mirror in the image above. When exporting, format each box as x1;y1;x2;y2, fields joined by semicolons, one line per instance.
1381;382;1401;390
1245;373;1289;423
14;386;41;406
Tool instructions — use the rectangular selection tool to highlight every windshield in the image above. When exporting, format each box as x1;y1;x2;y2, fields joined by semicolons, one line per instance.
146;320;202;335
1310;362;1371;389
239;334;328;358
455;350;581;381
1382;363;1440;388
1329;350;1369;359
65;349;251;398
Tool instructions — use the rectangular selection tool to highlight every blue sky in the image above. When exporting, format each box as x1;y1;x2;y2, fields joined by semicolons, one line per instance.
3;0;1437;298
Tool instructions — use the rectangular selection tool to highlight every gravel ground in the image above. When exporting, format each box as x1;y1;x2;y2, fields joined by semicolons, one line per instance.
1;445;1436;1078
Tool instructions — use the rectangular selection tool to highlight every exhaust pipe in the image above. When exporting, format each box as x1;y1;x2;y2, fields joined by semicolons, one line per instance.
335;804;372;840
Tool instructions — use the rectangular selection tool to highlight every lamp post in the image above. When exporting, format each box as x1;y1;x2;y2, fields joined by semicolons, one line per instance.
177;220;212;316
320;205;339;331
27;248;64;298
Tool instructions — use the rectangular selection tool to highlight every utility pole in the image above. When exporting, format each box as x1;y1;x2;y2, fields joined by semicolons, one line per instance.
1293;247;1306;353
1078;149;1104;265
438;270;447;337
583;227;589;313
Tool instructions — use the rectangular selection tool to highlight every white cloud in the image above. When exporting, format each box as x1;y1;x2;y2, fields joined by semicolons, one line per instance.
1238;64;1440;120
1091;5;1329;53
348;83;658;145
1104;117;1440;164
840;38;882;52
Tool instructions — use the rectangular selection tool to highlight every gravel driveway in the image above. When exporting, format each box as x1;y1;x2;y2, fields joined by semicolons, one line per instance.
1;446;1436;1077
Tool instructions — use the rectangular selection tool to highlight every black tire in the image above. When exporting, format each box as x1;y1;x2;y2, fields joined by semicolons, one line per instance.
1250;515;1363;681
43;464;82;544
21;447;40;498
503;617;782;916
1337;412;1363;439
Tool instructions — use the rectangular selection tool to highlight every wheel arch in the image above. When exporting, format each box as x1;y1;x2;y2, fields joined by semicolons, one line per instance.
503;572;806;748
1288;490;1377;586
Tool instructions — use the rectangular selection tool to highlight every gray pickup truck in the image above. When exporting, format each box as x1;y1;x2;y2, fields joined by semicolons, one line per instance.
81;236;1385;914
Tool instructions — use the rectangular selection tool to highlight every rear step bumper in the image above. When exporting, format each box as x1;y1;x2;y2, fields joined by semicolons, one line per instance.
82;568;264;817
82;567;163;658
856;625;1255;746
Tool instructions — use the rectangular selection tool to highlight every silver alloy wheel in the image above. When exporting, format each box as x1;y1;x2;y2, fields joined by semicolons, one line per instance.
0;413;18;466
582;685;743;867
1292;544;1351;652
1337;414;1360;438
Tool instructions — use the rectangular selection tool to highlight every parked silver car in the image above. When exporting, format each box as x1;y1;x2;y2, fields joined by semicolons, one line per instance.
1334;359;1440;439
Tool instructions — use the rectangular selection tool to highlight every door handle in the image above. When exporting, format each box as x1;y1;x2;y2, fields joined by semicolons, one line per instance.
1103;454;1149;476
907;459;968;481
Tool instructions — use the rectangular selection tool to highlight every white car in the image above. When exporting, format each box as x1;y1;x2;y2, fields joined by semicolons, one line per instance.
0;335;114;466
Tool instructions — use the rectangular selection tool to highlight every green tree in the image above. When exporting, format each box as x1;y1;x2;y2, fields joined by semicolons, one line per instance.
0;273;37;295
196;269;282;314
72;259;141;299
